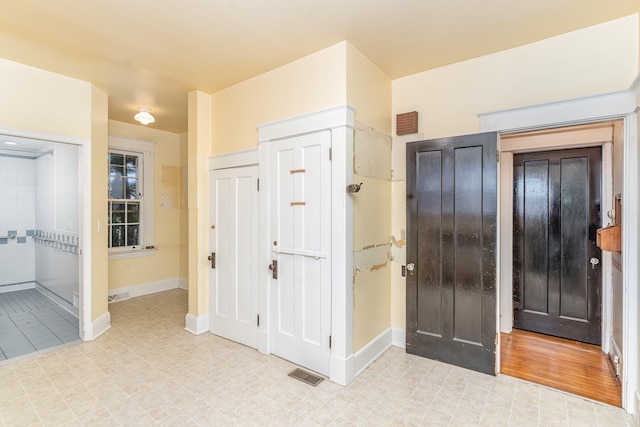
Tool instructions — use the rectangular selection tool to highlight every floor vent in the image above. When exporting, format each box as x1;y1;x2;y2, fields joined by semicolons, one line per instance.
288;368;324;387
108;292;130;303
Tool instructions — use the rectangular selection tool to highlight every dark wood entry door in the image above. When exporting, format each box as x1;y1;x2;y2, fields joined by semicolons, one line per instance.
513;147;602;345
406;132;497;375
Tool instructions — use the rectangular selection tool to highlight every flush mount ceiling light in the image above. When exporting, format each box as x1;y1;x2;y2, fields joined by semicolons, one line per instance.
134;109;155;125
3;141;18;145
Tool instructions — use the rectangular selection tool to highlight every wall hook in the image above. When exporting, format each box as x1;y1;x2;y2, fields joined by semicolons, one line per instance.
346;183;363;193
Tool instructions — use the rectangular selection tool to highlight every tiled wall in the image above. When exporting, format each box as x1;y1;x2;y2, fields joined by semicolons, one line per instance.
35;151;79;314
0;148;79;315
0;156;36;288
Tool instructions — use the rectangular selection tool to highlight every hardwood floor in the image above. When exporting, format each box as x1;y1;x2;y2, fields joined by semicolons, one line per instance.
500;329;621;407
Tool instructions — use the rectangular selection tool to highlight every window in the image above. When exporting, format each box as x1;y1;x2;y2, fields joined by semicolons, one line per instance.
108;136;155;258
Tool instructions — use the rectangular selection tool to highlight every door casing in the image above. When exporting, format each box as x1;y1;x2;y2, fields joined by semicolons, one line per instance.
479;87;638;413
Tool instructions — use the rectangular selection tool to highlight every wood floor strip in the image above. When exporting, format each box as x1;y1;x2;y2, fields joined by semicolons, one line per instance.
500;329;621;407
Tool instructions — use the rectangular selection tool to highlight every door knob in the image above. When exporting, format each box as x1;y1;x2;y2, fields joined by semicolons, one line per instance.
406;262;415;275
590;257;599;269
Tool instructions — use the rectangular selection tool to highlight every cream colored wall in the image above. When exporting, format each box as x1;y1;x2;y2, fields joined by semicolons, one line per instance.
390;15;639;331
90;86;109;323
347;46;393;353
107;120;185;290
188;90;212;317
346;44;392;135
210;42;348;155
179;131;189;283
0;58;91;138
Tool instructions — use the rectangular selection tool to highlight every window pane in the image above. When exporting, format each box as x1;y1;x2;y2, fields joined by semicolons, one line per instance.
111;225;125;247
109;176;124;199
126;178;138;199
127;203;139;223
126;155;137;168
110;153;124;166
127;225;139;246
111;203;125;224
126;156;137;177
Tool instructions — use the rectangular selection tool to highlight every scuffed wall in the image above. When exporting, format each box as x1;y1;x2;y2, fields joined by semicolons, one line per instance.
352;121;392;352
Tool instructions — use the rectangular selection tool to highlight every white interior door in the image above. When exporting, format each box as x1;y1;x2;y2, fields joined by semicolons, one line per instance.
209;165;259;349
269;131;332;376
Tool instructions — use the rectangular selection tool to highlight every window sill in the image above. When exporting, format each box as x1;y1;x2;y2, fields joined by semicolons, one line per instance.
109;247;157;260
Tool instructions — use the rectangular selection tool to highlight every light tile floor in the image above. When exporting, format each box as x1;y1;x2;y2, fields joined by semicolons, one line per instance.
0;289;634;426
0;289;79;361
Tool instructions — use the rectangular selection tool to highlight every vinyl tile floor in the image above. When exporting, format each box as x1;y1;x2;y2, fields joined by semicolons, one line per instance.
0;289;635;426
0;288;79;361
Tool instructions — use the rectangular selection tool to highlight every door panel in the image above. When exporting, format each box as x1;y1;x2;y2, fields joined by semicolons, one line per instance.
209;166;259;349
407;132;497;375
269;131;331;376
513;147;601;345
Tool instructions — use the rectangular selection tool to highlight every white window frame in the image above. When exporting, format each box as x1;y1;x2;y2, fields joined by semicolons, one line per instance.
108;136;155;259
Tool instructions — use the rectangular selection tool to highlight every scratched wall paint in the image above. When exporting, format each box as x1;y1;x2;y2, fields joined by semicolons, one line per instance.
352;121;393;352
161;165;180;209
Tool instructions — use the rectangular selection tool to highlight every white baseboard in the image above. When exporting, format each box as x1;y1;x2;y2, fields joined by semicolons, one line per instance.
354;328;393;378
178;277;188;290
609;336;623;379
35;283;79;318
108;277;182;301
330;353;355;386
0;282;35;293
391;327;406;349
634;390;639;426
83;311;111;341
185;313;209;335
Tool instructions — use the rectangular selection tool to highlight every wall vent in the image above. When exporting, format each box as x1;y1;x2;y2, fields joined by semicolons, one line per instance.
396;111;418;135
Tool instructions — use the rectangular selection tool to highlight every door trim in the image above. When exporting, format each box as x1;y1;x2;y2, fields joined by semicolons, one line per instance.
479;84;639;413
258;105;356;386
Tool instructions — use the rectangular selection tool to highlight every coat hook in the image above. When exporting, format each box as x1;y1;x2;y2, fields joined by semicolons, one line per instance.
346;183;363;193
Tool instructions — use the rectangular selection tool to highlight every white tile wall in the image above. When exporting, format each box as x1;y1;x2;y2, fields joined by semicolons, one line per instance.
0;156;36;287
34;147;79;312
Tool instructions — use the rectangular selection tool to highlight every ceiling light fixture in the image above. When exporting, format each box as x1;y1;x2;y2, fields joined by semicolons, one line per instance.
3;141;18;145
134;109;155;125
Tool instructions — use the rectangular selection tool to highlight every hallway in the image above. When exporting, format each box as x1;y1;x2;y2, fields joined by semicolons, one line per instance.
0;289;633;426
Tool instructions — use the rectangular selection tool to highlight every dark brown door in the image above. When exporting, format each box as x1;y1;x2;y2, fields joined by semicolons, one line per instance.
406;133;497;375
513;147;602;345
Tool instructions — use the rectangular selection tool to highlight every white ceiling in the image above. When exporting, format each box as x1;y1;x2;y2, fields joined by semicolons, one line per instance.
0;0;636;133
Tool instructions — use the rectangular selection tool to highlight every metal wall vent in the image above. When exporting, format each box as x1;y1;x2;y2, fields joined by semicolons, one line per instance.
288;368;324;386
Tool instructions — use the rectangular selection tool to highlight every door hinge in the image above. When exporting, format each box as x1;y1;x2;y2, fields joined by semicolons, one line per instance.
329;147;332;161
329;335;332;349
257;178;260;191
208;252;216;269
257;314;260;327
497;150;500;163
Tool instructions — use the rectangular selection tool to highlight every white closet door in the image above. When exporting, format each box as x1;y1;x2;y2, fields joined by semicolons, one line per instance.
209;165;259;349
269;131;332;375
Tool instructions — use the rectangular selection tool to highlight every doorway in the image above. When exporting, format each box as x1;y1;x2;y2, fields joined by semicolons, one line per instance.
499;122;621;406
0;137;81;361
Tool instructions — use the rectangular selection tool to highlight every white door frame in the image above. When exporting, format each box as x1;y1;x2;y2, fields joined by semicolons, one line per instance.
258;105;356;385
0;125;92;340
479;84;640;413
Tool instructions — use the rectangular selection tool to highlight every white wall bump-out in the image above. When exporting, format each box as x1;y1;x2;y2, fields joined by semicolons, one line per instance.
185;313;209;335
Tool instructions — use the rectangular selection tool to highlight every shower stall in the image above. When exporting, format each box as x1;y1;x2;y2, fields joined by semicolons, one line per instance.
0;137;80;361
